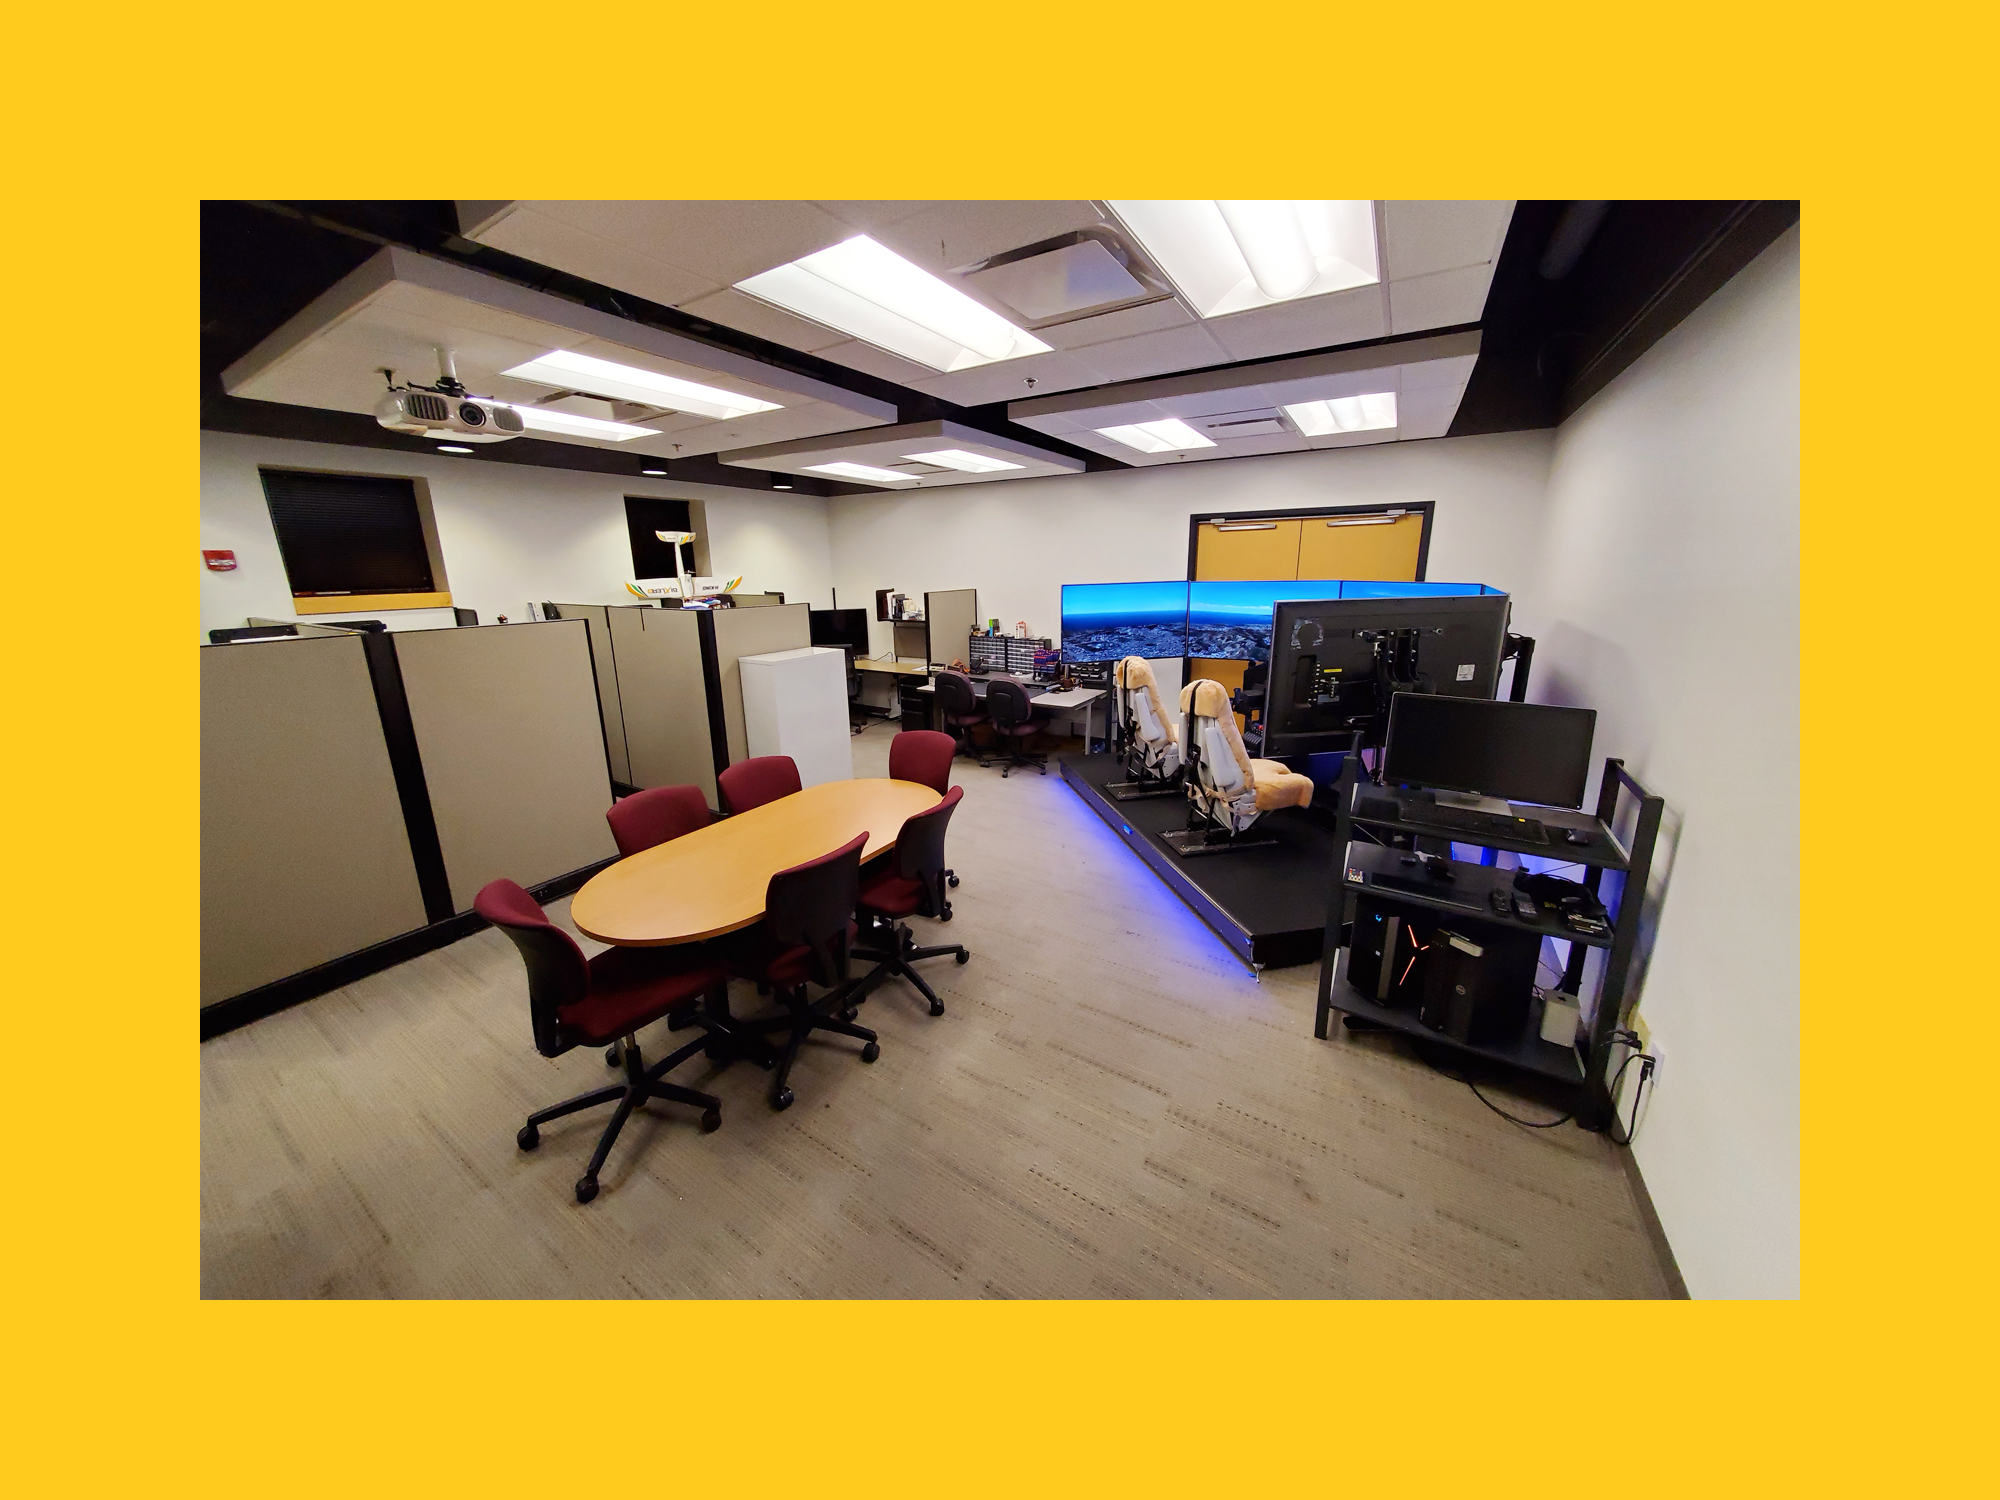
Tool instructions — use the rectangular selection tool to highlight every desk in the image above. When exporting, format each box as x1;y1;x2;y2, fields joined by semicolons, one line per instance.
853;657;929;678
917;679;1106;746
571;778;942;946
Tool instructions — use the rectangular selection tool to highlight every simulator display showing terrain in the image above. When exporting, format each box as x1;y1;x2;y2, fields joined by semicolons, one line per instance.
1060;581;1190;662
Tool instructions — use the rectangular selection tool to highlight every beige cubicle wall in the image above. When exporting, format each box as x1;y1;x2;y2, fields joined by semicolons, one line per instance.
200;634;429;1006
394;620;618;911
924;588;978;668
710;603;812;765
606;605;718;801
547;603;630;785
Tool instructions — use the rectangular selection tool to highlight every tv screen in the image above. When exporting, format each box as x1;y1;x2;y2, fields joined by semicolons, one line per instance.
1337;580;1494;599
1060;581;1190;662
809;607;870;652
1382;694;1596;808
1186;580;1346;660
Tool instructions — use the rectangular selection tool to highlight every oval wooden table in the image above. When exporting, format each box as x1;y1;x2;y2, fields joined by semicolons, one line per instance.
570;777;942;947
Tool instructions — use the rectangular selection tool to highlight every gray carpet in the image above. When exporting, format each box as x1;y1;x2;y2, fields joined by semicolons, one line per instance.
201;719;1673;1298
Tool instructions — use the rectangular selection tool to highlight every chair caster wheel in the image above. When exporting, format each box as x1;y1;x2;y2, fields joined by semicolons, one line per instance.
701;1107;722;1134
771;1088;795;1112
948;875;960;888
955;949;970;965
575;1176;598;1204
861;1041;881;1063
928;1001;945;1017
841;1007;859;1023
517;1124;540;1151
604;1045;621;1067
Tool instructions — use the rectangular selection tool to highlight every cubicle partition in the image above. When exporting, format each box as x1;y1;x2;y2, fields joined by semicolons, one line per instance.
924;588;978;668
200;634;429;1006
705;603;812;767
608;606;716;801
201;619;624;1036
546;603;631;785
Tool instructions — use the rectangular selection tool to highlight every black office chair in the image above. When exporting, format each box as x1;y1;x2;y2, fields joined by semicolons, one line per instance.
985;678;1050;777
932;670;990;766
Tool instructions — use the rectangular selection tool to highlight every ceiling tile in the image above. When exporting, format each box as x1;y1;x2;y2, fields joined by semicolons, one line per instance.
539;200;854;287
467;206;717;309
813;201;942;231
1033;294;1193;351
1382;201;1516;280
816;338;944;386
1388;264;1495;333
1204;286;1390;361
677;286;849;353
1387;383;1466;439
908;348;1101;407
1072;322;1230;385
871;201;1106;274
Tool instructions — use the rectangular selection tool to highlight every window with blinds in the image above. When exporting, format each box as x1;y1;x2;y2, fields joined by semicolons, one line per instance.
258;468;449;608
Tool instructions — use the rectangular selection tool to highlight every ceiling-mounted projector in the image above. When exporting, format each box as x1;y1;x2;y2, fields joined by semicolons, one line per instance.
373;347;524;443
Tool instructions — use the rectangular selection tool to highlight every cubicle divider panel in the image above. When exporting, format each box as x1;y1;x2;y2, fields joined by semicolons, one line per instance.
549;603;629;785
709;603;812;767
200;635;430;1006
607;606;717;803
393;620;618;911
924;588;978;669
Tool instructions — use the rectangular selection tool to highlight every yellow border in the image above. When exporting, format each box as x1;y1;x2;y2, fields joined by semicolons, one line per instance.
293;591;453;614
11;3;1989;1495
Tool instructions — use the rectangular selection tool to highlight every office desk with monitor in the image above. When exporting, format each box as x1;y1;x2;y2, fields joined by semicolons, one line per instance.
917;677;1106;747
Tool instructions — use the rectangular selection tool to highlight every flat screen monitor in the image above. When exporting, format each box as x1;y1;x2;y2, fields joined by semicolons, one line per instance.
1263;594;1512;755
1059;581;1189;662
809;607;870;652
1382;694;1597;808
1186;579;1346;660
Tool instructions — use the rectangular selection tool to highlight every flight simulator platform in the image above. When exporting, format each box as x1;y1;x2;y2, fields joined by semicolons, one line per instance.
1059;752;1334;971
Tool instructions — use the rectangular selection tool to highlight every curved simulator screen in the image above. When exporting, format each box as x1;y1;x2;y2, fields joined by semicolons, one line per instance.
1060;581;1190;662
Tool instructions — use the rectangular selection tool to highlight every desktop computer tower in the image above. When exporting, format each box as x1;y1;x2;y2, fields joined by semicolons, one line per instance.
1417;926;1538;1044
1346;896;1430;1007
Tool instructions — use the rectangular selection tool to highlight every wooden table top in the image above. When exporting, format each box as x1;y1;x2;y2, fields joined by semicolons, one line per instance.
570;778;943;946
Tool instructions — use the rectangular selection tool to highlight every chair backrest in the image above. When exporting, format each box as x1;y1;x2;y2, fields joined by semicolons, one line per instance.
889;729;956;795
1116;657;1176;748
894;786;963;917
934;670;981;717
986;677;1034;729
765;832;867;989
718;754;802;815
474;879;588;1058
606;784;713;858
1180;679;1256;799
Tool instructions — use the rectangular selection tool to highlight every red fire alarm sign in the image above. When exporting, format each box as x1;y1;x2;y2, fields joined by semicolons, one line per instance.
203;550;237;572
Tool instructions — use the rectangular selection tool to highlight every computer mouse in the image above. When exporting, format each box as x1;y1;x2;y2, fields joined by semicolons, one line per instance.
1563;829;1592;846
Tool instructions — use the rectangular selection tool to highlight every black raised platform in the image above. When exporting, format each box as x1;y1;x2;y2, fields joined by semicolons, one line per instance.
1059;753;1333;971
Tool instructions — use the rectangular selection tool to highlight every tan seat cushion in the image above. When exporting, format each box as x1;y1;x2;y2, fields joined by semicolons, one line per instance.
1248;760;1314;811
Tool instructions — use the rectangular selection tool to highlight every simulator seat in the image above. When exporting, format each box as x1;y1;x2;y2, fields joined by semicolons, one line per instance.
1107;656;1182;801
1162;679;1313;857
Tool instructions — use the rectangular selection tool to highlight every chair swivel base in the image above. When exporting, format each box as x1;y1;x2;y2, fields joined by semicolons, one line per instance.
850;919;970;1017
1160;825;1279;858
519;1031;722;1203
740;986;881;1111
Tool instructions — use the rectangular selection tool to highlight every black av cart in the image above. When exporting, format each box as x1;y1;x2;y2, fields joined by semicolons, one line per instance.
1314;754;1664;1130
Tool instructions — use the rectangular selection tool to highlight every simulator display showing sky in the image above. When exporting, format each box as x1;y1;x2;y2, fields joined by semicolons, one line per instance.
1059;579;1499;662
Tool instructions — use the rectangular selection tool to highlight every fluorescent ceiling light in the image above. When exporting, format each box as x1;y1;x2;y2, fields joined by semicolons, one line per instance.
502;350;779;420
640;468;667;476
1094;418;1216;454
803;461;922;486
1105;200;1379;318
437;445;473;454
736;235;1052;373
902;448;1023;474
1284;392;1398;436
500;403;660;441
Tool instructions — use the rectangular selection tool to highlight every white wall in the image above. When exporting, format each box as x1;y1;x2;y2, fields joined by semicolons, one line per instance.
826;431;1554;661
1531;228;1800;1298
199;431;836;637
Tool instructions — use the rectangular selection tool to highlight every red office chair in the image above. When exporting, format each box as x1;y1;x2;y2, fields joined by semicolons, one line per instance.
724;833;880;1111
888;729;961;889
718;754;802;815
476;879;726;1204
606;784;714;858
849;787;969;1017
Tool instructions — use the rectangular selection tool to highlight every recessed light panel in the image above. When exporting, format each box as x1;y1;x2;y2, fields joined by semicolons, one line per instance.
902;448;1023;473
1106;201;1379;318
437;445;474;454
504;404;659;441
736;235;1052;373
502;349;780;420
803;461;923;487
1284;392;1398;436
1094;418;1216;454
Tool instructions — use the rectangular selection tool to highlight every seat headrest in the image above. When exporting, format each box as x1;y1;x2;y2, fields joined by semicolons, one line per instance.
1116;656;1159;691
1179;679;1233;719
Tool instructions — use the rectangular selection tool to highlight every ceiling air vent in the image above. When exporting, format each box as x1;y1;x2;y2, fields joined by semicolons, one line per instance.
954;227;1173;330
1199;410;1290;438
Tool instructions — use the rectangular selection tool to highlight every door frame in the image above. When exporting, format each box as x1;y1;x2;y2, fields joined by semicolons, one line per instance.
1184;501;1436;582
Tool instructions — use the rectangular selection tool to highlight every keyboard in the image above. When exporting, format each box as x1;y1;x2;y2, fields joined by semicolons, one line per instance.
1402;801;1549;844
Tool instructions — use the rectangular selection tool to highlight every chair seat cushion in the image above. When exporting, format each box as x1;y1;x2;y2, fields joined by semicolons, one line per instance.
947;712;988;727
1247;760;1314;811
858;870;926;920
559;945;726;1044
725;921;860;987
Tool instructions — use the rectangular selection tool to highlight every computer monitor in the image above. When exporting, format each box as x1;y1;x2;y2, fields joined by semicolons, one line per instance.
809;607;871;652
1059;581;1190;662
1261;594;1512;756
1382;694;1597;809
1186;579;1348;660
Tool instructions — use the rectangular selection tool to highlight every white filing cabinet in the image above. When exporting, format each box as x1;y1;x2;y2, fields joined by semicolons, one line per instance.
737;646;853;788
